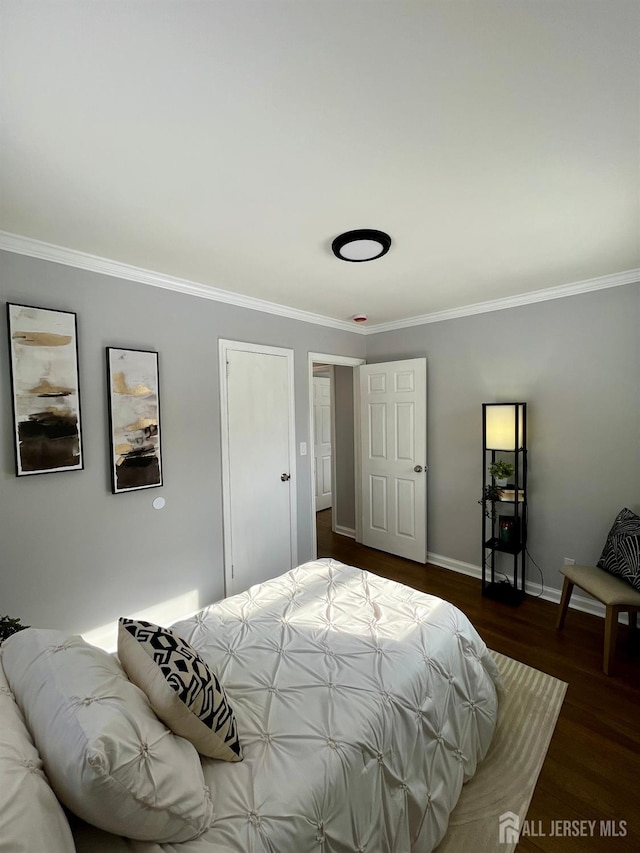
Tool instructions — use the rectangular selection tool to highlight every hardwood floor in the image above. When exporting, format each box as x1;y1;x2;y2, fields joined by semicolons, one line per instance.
316;509;640;852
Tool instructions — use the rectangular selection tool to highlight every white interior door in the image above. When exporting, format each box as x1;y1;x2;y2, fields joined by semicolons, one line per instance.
221;343;296;596
313;376;332;511
359;358;427;562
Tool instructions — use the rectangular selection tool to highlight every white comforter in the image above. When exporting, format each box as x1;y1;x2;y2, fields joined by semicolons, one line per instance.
77;559;500;853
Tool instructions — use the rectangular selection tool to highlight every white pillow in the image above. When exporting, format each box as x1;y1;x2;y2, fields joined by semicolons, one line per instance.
118;618;243;761
0;652;75;853
2;629;213;843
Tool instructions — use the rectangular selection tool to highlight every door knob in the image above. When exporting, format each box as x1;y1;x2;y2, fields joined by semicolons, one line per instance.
281;473;291;481
414;465;424;473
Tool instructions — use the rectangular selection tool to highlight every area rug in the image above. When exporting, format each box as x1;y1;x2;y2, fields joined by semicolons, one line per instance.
436;650;567;853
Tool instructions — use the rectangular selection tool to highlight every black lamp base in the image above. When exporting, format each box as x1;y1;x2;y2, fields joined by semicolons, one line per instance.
483;581;524;606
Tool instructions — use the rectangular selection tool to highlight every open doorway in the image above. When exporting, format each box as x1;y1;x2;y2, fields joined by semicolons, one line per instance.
308;353;365;559
312;364;334;554
312;364;333;512
309;353;428;565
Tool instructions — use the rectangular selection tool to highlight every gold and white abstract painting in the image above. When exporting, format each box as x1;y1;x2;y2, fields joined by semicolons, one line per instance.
8;303;83;475
107;347;162;493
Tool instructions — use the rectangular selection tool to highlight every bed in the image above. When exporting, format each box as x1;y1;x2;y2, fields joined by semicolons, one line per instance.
2;559;500;853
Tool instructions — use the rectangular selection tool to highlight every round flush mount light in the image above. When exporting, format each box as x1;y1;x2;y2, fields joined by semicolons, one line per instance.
331;229;392;262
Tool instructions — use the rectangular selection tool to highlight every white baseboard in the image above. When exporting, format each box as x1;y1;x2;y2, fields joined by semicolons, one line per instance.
427;551;627;623
334;525;356;540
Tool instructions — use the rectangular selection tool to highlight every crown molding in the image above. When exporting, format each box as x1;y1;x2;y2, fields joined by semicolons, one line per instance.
1;230;637;336
363;268;640;334
0;230;362;334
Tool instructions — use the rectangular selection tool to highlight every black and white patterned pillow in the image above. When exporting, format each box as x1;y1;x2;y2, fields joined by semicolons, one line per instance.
597;508;640;591
118;618;242;762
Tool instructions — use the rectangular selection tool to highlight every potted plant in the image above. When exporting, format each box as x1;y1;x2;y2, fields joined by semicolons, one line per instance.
479;483;503;520
0;615;28;643
488;460;514;487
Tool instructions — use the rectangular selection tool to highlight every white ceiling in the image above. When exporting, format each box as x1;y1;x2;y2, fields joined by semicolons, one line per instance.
1;1;639;328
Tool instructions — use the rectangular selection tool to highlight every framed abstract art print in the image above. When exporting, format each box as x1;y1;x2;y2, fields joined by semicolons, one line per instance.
106;347;163;493
7;303;84;476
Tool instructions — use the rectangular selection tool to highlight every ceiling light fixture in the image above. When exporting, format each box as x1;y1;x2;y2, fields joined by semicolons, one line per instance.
331;229;392;263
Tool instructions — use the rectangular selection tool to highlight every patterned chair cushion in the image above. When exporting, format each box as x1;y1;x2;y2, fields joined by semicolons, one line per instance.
597;507;640;591
118;618;242;762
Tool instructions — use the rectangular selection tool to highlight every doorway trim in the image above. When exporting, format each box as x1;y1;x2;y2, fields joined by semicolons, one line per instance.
308;352;365;559
220;339;298;595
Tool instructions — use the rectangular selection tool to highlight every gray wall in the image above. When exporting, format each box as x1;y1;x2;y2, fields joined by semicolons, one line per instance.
0;251;365;634
365;284;640;594
3;247;638;632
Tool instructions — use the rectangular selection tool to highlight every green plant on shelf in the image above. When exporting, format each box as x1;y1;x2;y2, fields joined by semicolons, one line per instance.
0;615;29;643
479;483;503;520
488;460;514;482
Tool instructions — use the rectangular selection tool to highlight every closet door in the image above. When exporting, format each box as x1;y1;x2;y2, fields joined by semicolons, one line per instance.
313;376;332;511
220;341;296;595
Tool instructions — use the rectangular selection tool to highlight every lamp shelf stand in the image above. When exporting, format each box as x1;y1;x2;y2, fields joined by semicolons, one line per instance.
481;402;528;605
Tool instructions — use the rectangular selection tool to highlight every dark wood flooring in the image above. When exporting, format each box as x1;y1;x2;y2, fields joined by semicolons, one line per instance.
316;509;640;852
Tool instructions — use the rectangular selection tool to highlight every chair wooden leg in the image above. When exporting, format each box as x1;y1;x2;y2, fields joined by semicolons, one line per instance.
603;606;618;676
556;577;574;630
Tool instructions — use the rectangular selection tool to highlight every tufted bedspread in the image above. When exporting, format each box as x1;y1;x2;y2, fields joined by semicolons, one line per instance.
77;558;500;853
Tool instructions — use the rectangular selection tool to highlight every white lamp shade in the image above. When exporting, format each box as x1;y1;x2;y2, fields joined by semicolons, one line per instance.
485;404;524;450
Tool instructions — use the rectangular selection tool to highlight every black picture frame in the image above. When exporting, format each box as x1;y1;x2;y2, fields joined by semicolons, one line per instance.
7;302;84;476
106;347;163;494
